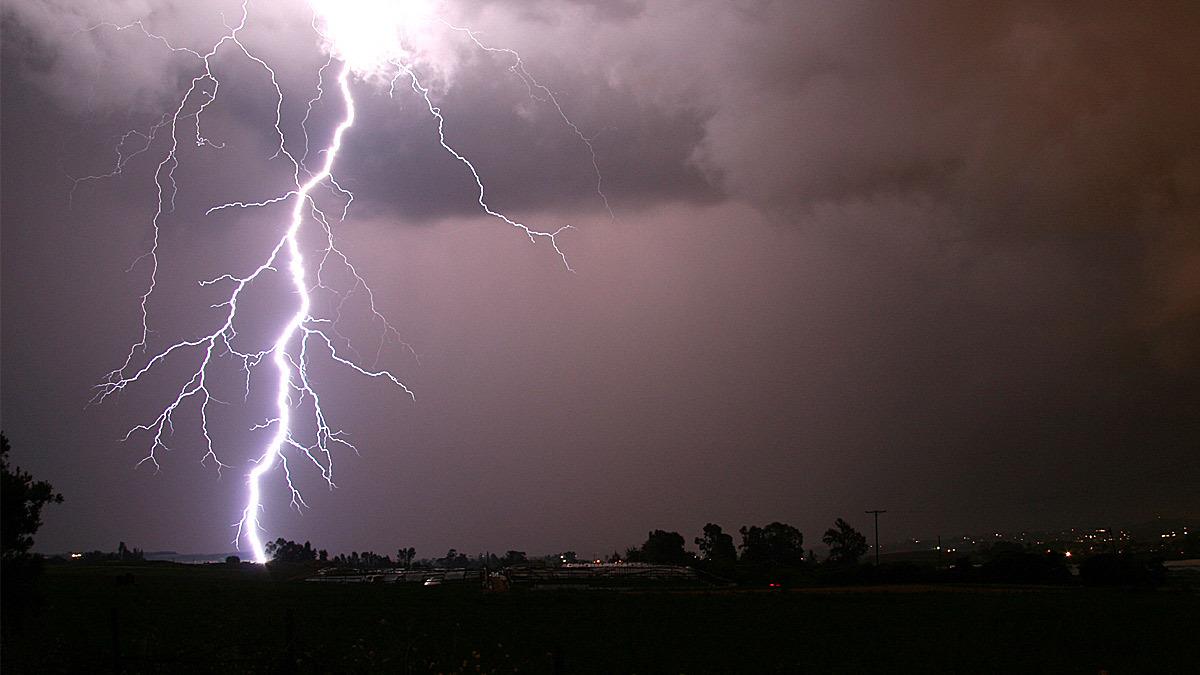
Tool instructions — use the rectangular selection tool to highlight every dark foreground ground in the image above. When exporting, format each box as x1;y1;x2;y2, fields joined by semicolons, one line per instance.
3;563;1198;673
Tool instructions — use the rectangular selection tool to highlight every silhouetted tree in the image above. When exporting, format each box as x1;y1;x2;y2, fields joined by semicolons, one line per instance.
695;523;737;574
438;548;469;568
2;433;64;629
739;522;804;566
328;550;392;569
359;551;393;568
501;550;528;566
1;434;63;560
822;519;868;565
397;547;416;568
265;538;318;563
639;530;693;566
115;541;144;562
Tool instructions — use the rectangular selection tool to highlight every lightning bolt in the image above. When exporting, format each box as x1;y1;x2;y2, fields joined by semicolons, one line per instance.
78;1;600;563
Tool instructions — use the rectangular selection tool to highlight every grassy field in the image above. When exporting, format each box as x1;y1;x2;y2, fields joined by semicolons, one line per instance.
3;562;1197;673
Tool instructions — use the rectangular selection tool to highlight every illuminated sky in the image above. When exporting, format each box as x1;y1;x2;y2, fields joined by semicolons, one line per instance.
2;0;1197;558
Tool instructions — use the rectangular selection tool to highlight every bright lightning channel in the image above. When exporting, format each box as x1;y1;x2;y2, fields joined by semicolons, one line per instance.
81;1;599;563
242;62;355;564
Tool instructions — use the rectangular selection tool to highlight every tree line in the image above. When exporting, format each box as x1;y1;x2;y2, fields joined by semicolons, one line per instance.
259;539;542;571
1;431;1181;594
260;516;1177;588
259;518;873;585
616;519;868;584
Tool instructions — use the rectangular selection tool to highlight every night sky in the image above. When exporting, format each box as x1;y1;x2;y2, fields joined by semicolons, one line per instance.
2;1;1197;559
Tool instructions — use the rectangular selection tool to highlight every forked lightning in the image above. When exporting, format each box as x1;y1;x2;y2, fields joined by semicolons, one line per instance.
83;0;598;562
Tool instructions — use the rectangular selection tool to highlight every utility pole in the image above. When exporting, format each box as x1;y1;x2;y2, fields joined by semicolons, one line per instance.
865;510;887;566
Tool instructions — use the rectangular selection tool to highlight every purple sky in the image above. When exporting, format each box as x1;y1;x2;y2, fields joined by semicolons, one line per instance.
2;1;1198;559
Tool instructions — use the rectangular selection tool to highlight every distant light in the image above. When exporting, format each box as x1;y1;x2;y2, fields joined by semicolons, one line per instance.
70;552;83;559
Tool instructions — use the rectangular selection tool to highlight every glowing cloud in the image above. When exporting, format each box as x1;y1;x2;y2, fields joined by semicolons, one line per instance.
84;0;595;563
310;0;439;77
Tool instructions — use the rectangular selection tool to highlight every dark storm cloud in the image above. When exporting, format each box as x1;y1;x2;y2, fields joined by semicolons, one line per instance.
466;0;1200;379
2;0;720;219
2;0;1197;558
479;0;647;24
337;53;715;220
9;1;1199;233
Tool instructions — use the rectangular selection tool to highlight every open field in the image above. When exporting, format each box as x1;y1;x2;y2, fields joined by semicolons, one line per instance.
3;562;1198;673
